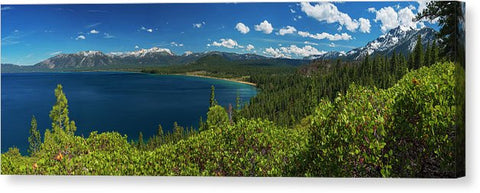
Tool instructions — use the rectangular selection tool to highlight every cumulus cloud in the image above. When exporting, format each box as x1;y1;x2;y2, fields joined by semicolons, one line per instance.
397;7;417;29
329;42;336;47
290;8;296;13
75;35;86;40
368;7;376;13
210;38;239;49
193;21;206;28
264;45;326;58
301;2;362;32
277;26;297;36
298;30;352;41
90;29;99;34
264;47;288;58
246;44;255;51
254;20;274;34
135;45;140;49
235;22;250;34
373;7;399;33
358;18;371;33
372;6;419;33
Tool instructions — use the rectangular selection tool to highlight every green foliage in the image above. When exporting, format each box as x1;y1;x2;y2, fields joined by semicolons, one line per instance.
387;62;458;177
1;61;462;177
28;116;42;155
206;105;229;131
305;85;393;177
49;84;77;136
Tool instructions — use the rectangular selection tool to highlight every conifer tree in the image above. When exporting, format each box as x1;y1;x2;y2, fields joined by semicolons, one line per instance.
157;123;163;137
138;132;144;149
413;34;424;69
424;40;431;66
49;84;76;136
431;41;439;64
28;115;41;155
209;85;217;108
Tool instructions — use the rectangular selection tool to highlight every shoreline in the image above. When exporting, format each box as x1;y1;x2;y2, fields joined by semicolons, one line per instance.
171;73;257;87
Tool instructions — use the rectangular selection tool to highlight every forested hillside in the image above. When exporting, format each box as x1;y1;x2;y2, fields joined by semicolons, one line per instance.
1;61;463;177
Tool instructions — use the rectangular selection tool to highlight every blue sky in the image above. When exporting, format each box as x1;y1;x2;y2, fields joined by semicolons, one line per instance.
1;1;438;65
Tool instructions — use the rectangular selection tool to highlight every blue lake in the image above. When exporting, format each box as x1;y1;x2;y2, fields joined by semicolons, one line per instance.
1;72;257;154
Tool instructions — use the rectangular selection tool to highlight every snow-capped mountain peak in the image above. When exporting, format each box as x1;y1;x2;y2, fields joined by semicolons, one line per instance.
117;47;174;57
309;26;436;60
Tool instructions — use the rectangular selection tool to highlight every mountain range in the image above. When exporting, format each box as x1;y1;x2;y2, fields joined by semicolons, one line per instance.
1;26;437;72
306;26;437;60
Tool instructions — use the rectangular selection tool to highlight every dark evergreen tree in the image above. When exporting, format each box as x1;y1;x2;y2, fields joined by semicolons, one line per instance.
424;40;431;66
431;41;439;65
209;85;217;108
416;1;465;66
413;35;423;69
27;115;41;155
138;132;144;149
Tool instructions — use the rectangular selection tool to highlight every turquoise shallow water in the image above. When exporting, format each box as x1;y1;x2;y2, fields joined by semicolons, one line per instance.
1;72;257;154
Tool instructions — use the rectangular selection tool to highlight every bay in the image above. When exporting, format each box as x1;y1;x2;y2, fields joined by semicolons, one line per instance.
1;72;257;154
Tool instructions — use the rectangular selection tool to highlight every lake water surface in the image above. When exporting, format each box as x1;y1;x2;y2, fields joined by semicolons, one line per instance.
1;72;257;154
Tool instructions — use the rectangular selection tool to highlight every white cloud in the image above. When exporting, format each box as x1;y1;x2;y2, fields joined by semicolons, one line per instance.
254;20;274;34
184;51;193;56
50;51;62;55
398;7;417;29
359;18;371;33
304;41;318;46
264;47;288;58
264;45;326;58
135;45;139;49
372;6;419;33
373;6;399;33
235;22;250;34
417;0;430;13
103;32;114;38
277;26;297;36
300;2;359;32
211;38;239;49
290;9;296;13
193;21;206;28
368;7;376;13
170;42;184;47
246;44;255;51
329;42;336;47
75;35;86;40
90;29;99;34
140;26;153;33
298;30;352;41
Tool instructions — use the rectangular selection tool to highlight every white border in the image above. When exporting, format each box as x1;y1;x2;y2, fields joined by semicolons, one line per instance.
1;1;478;193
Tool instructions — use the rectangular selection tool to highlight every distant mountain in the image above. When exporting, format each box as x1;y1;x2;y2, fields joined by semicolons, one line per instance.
31;47;306;71
307;26;437;60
